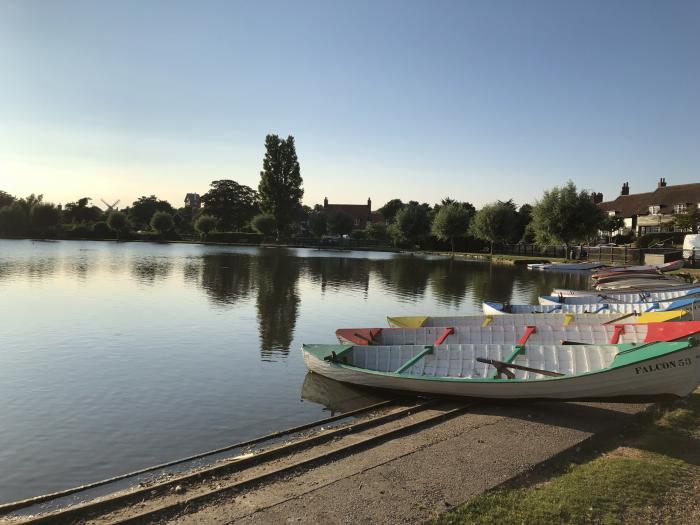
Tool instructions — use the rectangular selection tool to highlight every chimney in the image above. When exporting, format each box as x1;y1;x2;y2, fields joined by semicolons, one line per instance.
591;192;603;204
621;182;629;196
323;197;328;208
658;177;667;188
367;197;371;212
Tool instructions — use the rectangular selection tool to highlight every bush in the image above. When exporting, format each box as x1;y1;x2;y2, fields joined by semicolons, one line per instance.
195;214;217;237
0;202;27;235
107;211;131;237
204;231;264;244
92;221;113;238
30;202;61;236
150;211;175;234
251;213;276;236
67;223;93;239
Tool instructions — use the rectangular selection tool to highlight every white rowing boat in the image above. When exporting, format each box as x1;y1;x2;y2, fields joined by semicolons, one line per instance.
482;297;700;316
302;339;700;399
527;262;605;271
539;286;700;306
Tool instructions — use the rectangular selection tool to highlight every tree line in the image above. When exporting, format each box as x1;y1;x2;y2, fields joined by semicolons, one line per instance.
0;133;608;251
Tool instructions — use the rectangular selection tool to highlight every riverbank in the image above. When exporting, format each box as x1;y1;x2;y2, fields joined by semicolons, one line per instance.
437;389;700;525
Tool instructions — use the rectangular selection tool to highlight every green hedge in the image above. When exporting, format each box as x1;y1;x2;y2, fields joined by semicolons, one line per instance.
204;231;264;244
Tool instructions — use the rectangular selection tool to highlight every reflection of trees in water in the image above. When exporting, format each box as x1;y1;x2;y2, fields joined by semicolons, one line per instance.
371;256;431;301
198;253;254;305
24;257;58;281
64;256;90;281
130;257;173;285
428;259;473;308
300;372;384;415
468;263;518;305
304;256;370;295
255;249;301;359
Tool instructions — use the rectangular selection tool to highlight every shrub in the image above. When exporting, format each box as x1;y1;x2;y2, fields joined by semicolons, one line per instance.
195;214;217;237
150;211;175;234
0;202;27;235
92;221;112;238
251;213;276;236
107;211;131;237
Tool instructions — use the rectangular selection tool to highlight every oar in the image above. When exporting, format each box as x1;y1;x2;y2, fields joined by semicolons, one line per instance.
477;357;565;379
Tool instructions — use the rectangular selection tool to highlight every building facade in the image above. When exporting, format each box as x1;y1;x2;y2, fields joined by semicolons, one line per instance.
598;179;700;234
322;197;384;229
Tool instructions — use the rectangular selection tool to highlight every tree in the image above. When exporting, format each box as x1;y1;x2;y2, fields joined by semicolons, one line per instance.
600;215;625;240
201;180;259;231
431;202;471;253
195;214;217;238
107;211;130;238
258;134;304;236
64;197;102;224
309;211;327;237
378;199;405;222
128;196;174;229
530;181;605;247
391;202;431;246
0;190;14;208
515;203;533;242
366;222;389;241
30;202;60;236
150;211;175;235
673;208;700;233
327;211;354;236
251;213;276;236
469;201;518;254
0;202;27;235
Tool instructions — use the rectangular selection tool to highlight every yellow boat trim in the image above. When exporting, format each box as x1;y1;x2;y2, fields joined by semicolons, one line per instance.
481;316;493;327
636;310;687;323
386;316;428;328
563;313;574;326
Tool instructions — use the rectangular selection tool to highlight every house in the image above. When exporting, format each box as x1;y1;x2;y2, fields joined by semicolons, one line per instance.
323;197;384;229
598;179;700;235
184;193;201;209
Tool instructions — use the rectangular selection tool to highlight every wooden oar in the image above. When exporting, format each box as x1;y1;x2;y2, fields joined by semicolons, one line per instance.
476;357;565;379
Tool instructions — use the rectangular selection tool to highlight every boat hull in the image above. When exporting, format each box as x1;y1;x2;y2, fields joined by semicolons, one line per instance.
303;344;700;400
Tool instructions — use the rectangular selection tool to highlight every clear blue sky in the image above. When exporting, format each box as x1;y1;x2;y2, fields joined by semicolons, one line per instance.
1;0;698;210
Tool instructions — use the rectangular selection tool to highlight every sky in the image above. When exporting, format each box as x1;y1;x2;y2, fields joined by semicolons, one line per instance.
0;0;698;210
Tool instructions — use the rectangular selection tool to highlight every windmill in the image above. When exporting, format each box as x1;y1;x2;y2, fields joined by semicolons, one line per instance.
101;198;120;212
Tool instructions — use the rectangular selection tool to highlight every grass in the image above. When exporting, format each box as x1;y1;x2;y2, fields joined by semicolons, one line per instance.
435;391;700;525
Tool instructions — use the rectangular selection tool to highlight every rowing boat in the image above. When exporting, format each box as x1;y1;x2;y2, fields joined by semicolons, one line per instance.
596;278;688;291
482;297;700;316
539;286;700;306
386;311;685;328
594;273;666;284
301;338;700;399
527;262;605;271
336;321;700;346
552;282;700;298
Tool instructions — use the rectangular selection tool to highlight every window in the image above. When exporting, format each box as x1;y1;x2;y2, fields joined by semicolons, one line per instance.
674;203;688;214
607;210;616;217
649;205;661;215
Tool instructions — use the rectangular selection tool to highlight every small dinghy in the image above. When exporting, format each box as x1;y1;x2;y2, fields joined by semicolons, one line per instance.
302;338;700;399
594;261;684;275
483;298;700;316
527;262;605;271
539;286;700;306
336;321;700;346
386;311;686;328
594;272;666;284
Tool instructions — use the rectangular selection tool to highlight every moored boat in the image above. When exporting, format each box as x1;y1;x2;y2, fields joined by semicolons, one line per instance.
552;281;700;298
539;286;700;306
596;278;688;291
302;338;700;399
482;297;700;316
336;321;700;346
527;262;605;271
386;310;685;328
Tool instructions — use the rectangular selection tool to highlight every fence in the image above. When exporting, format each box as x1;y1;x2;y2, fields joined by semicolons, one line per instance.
584;246;643;265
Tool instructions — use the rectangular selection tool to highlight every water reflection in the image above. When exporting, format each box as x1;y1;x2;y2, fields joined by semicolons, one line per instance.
198;253;254;306
130;257;173;285
305;256;371;295
373;255;431;301
300;373;384;415
254;249;301;359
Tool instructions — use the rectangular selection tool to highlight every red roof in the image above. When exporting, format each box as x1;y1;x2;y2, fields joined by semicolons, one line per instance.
599;183;700;217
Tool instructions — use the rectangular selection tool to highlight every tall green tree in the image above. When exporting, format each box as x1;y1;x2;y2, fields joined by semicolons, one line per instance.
0;190;14;208
327;211;354;236
530;181;605;247
378;199;405;222
30;202;61;237
258;134;303;236
600;215;625;240
201;180;259;230
0;202;27;235
107;211;130;238
128;196;174;229
309;211;328;237
391;202;431;246
431;202;471;253
469;201;518;254
64;197;103;224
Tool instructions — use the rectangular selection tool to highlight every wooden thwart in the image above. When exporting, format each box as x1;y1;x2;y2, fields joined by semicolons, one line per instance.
477;357;565;379
395;346;434;374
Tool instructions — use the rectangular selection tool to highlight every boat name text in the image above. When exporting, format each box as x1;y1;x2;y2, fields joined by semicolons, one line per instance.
635;358;692;375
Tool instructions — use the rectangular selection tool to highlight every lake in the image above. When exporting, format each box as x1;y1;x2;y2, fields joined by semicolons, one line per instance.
0;240;590;503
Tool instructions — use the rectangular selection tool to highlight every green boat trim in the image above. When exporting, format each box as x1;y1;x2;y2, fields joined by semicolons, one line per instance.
302;339;698;384
394;345;433;373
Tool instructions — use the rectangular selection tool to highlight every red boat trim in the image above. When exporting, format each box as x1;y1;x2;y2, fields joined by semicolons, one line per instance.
434;327;455;345
518;326;537;345
609;324;625;344
643;320;700;342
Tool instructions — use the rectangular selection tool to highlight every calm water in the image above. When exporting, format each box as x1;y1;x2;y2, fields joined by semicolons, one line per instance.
0;240;590;503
